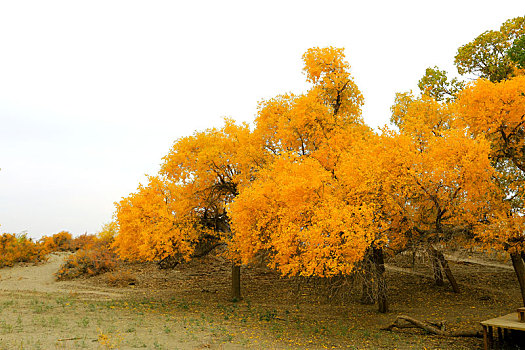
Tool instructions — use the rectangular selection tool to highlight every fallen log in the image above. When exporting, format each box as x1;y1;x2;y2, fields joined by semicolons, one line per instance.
382;315;482;338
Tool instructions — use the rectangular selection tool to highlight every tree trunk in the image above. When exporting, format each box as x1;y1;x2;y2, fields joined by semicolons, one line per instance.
511;252;525;306
431;249;444;286
429;246;460;293
437;251;460;293
372;247;388;313
360;259;375;305
231;263;241;301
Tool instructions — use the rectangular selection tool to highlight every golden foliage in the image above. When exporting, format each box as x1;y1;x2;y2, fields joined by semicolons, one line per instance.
229;155;377;277
389;90;505;249
97;221;118;244
39;231;73;254
0;233;46;267
229;47;380;276
456;76;525;170
113;177;199;262
56;236;117;280
302;47;364;118
391;92;454;137
113;119;263;264
255;47;368;172
455;75;525;251
111;46;514;281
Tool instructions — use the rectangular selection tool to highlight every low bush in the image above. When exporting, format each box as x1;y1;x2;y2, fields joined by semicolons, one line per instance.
54;222;121;280
39;231;73;254
55;239;117;280
69;233;98;251
0;233;46;267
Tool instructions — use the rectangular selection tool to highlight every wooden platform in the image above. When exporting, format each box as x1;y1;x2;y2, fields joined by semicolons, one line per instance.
481;312;525;349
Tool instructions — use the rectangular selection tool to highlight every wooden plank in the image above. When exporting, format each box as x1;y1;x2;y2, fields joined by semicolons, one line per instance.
481;313;525;332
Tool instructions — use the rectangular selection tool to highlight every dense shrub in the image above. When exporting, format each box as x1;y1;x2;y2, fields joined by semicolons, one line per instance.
0;233;46;267
55;239;117;280
39;231;73;253
49;222;120;280
39;231;102;254
69;233;97;251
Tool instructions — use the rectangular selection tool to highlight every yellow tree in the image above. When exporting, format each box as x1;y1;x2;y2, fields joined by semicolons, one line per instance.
229;47;396;312
455;75;525;304
388;15;525;298
229;153;387;309
229;155;377;277
114;119;263;300
388;91;505;292
232;75;498;312
339;130;497;295
254;47;369;169
114;176;204;264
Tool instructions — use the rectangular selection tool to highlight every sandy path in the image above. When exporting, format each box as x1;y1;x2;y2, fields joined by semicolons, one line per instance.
444;254;513;270
0;252;122;299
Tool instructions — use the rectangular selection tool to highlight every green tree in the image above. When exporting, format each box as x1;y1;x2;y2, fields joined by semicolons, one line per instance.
417;66;464;102
509;35;525;69
454;16;525;82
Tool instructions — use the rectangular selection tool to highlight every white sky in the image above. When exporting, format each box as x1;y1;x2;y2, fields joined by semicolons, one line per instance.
1;1;524;239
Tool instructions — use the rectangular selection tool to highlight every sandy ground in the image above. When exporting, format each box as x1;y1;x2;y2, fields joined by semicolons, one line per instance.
0;253;297;349
0;253;122;299
0;249;520;349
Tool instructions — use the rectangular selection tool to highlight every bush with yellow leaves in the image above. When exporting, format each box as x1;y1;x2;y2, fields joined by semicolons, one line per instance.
0;232;46;267
55;223;118;280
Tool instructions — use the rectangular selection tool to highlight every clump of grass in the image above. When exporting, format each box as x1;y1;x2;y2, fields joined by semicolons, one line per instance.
77;316;90;328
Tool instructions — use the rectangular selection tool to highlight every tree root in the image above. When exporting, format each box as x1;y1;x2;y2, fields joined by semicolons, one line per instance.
382;315;482;338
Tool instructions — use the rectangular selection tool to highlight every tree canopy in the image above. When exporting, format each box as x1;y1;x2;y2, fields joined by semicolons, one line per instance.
454;16;525;82
112;23;525;311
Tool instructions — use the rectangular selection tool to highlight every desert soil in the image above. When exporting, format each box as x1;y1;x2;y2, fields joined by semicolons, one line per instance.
0;249;521;349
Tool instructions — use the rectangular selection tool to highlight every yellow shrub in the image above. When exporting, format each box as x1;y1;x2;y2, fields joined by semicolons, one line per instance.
55;240;117;280
0;233;46;267
39;231;73;254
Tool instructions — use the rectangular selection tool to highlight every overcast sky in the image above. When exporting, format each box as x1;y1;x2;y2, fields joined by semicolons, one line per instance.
0;1;523;239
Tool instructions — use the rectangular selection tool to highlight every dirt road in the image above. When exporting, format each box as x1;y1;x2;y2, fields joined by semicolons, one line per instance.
0;253;121;299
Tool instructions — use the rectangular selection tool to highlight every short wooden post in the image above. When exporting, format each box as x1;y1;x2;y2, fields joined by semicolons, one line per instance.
487;326;493;349
518;307;525;322
483;325;490;350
